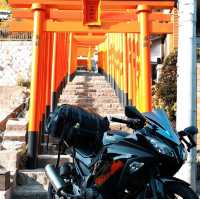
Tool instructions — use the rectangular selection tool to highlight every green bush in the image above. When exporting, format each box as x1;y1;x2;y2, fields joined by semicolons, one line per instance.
152;50;177;121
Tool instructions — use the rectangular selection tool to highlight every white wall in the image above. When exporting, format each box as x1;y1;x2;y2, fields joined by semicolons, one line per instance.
151;39;161;63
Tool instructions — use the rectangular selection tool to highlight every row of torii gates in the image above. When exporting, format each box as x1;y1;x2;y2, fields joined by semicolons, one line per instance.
6;0;176;168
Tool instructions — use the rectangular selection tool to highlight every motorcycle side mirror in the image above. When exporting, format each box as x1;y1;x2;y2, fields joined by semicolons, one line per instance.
184;126;198;136
179;126;198;152
125;106;146;124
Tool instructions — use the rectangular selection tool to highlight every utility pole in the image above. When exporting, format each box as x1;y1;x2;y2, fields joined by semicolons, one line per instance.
176;0;197;191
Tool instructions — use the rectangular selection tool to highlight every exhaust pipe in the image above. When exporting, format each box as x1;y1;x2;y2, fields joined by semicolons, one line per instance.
45;164;66;193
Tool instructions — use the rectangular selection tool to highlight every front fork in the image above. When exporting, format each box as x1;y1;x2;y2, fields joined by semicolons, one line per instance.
150;178;166;199
137;178;167;199
142;176;190;199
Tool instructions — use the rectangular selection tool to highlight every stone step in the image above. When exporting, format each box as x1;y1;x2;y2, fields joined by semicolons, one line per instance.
62;89;114;94
40;143;58;155
63;88;115;94
60;105;124;113
37;154;72;168
5;118;27;132
68;82;111;86
61;92;116;98
60;95;119;101
110;123;130;131
16;169;48;188
58;102;123;109
59;97;120;103
73;72;105;76
63;88;114;92
73;76;106;83
66;84;111;89
99;113;124;118
72;79;107;82
80;110;124;117
12;185;47;199
72;76;106;81
3;130;27;142
0;149;25;173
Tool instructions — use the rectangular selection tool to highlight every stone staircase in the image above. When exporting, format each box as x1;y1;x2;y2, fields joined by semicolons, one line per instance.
59;71;126;130
12;170;48;199
4;71;126;199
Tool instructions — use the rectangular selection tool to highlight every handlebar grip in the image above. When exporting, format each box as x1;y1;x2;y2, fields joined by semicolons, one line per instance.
188;134;196;147
110;117;128;124
110;117;145;130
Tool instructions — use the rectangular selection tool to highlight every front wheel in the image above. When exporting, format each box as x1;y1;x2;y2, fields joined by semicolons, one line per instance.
48;184;60;199
137;181;198;199
165;182;198;199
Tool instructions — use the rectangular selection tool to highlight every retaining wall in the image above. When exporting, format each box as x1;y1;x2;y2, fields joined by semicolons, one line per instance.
0;41;32;86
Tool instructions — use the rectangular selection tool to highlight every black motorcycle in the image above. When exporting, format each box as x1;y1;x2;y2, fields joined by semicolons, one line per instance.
45;104;198;199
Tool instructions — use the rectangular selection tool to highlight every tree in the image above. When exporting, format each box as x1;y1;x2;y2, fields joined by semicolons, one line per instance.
152;50;177;122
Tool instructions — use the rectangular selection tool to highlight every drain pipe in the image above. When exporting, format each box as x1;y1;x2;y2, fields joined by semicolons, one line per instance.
176;0;197;191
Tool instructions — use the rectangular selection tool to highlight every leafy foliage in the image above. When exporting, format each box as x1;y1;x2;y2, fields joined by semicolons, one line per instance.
152;50;177;121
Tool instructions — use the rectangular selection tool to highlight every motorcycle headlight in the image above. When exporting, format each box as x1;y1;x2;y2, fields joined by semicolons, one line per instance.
146;137;175;158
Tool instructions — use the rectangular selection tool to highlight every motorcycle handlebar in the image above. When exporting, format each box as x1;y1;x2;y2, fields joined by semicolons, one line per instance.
110;117;129;125
110;117;144;130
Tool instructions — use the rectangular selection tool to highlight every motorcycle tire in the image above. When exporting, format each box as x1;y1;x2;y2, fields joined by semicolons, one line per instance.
137;181;198;199
48;184;60;199
165;181;198;199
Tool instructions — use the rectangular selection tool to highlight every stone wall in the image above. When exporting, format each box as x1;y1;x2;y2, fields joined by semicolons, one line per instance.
0;41;32;86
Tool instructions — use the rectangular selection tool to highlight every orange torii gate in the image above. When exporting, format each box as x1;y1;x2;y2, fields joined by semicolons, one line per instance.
7;0;175;168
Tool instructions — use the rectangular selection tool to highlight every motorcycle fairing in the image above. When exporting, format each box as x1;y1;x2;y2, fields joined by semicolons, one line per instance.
102;131;130;145
106;142;154;160
143;109;180;145
75;150;93;167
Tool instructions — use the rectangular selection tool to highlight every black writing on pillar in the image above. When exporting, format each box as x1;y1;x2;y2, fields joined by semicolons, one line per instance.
143;36;149;48
34;35;40;46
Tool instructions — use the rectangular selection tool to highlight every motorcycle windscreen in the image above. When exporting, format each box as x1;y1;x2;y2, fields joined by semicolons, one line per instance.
143;109;180;145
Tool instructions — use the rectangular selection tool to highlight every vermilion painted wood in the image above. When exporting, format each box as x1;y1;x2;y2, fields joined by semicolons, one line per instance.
8;19;173;34
28;4;45;132
45;32;53;108
137;5;152;112
12;9;171;23
8;0;175;10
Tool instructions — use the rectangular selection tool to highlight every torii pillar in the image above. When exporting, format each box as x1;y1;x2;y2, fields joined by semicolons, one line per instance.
27;3;45;168
137;5;152;112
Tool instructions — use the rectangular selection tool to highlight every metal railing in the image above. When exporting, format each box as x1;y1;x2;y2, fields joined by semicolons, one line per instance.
0;31;32;40
0;19;32;40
